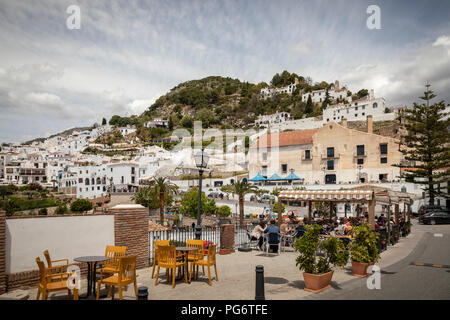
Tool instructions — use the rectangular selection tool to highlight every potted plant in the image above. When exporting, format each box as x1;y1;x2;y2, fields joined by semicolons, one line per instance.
294;224;349;293
219;246;234;255
349;223;380;277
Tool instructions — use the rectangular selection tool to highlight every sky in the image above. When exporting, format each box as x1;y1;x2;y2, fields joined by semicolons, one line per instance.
0;0;449;143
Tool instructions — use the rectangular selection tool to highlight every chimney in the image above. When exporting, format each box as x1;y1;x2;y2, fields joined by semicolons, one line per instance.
367;115;373;134
341;118;347;128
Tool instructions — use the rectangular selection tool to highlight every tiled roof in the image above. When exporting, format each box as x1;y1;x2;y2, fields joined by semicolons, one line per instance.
251;129;318;148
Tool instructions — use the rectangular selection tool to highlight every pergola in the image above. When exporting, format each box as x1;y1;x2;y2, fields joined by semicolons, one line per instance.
278;186;416;233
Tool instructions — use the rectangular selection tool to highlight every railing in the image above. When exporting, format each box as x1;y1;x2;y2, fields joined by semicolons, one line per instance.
148;223;254;265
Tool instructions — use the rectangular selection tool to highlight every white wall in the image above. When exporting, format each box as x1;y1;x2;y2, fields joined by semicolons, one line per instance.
6;215;115;273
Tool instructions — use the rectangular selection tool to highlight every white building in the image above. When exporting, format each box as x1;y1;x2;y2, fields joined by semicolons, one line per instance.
260;78;299;99
144;118;169;128
255;112;291;127
301;80;351;104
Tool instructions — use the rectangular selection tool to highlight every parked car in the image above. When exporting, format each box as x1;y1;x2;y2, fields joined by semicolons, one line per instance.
208;192;223;199
419;211;450;225
417;205;445;216
249;194;259;202
259;194;276;204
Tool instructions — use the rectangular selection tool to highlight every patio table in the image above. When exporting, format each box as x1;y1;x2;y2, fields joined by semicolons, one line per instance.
175;247;199;283
74;256;108;299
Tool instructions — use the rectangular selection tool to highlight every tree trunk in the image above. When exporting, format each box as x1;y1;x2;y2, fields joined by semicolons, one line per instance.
160;190;165;225
239;196;244;227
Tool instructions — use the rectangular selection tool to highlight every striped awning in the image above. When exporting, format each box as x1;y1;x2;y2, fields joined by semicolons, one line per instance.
279;189;373;201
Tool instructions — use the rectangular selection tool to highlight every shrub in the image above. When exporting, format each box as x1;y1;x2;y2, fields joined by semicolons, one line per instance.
38;208;48;215
273;201;285;214
217;205;231;217
349;223;380;263
70;199;93;212
26;182;44;191
294;224;349;274
55;204;67;215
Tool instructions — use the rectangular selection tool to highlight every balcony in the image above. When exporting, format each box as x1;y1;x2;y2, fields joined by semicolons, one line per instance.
321;153;340;160
353;151;367;158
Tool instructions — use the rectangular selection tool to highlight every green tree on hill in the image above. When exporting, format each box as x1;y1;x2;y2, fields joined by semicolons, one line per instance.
305;95;313;114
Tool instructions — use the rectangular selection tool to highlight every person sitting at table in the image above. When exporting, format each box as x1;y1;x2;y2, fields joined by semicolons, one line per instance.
294;221;306;238
250;221;267;251
280;218;293;235
335;220;347;236
264;220;281;253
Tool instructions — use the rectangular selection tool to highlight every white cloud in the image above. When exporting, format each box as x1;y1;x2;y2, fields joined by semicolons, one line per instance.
290;40;312;56
25;92;62;106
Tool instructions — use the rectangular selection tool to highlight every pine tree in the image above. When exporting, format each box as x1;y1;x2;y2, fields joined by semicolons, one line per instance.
305;95;313;114
102;118;107;125
396;84;450;205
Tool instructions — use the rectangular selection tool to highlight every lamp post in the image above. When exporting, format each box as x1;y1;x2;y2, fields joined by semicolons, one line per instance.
194;148;209;240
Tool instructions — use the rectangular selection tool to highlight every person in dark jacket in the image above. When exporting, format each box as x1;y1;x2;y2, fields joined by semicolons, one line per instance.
264;220;280;253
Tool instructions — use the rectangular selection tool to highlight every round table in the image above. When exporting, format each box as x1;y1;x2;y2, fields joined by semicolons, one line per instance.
74;256;108;299
175;247;199;282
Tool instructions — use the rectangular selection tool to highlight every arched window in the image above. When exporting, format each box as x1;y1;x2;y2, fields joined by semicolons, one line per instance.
96;177;101;185
85;178;89;185
373;102;378;108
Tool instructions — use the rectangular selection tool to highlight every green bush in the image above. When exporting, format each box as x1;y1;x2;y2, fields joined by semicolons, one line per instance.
38;208;48;215
273;201;285;214
294;224;349;274
217;205;231;217
70;199;93;212
0;196;59;212
349;223;380;263
55;204;67;215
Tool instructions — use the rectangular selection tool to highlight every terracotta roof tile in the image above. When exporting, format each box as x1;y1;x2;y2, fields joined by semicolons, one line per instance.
252;129;318;149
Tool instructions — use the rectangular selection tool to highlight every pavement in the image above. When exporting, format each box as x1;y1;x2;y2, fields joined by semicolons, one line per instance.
2;219;449;300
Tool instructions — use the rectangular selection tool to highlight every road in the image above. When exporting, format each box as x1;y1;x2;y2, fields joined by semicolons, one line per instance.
310;222;450;300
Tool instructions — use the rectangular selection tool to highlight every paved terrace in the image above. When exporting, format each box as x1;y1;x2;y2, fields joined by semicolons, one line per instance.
6;220;431;301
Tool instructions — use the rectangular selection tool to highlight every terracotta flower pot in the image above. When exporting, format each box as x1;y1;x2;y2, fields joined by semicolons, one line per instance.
219;248;234;255
302;270;334;293
352;261;370;277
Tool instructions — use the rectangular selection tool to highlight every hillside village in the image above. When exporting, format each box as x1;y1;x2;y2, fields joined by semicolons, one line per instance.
0;73;448;215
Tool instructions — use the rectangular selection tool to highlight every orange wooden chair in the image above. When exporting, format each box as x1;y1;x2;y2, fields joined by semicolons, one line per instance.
186;239;204;279
154;245;186;288
43;250;71;282
99;245;127;276
36;257;78;300
96;255;138;300
151;240;169;279
189;244;218;286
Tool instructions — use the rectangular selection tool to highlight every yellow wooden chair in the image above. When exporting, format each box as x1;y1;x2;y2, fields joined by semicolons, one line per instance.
43;250;71;282
154;245;186;288
36;257;78;300
151;240;170;279
189;244;218;286
99;245;127;276
186;239;204;279
96;255;138;300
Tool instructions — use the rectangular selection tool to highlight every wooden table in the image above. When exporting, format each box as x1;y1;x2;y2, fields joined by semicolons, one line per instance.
175;247;198;283
74;256;108;299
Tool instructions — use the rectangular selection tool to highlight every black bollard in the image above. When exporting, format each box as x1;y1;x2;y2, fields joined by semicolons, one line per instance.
137;286;148;300
255;265;265;300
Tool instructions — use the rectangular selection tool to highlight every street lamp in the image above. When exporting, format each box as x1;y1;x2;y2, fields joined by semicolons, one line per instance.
194;148;209;240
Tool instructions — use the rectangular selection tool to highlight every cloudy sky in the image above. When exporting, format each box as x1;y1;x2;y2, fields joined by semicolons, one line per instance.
1;0;449;143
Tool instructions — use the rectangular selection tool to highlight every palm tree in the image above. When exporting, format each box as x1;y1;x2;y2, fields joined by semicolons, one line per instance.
132;177;178;225
154;177;178;225
221;180;259;227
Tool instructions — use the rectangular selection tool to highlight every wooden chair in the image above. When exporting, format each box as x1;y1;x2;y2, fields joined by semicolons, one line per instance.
43;250;71;282
186;239;204;279
154;245;186;288
189;244;218;286
36;257;78;300
96;256;138;300
99;245;127;276
151;240;169;279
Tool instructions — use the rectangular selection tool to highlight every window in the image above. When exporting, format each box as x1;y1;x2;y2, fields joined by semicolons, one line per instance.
357;145;365;156
78;178;82;183
327;160;334;170
110;168;113;172
355;114;358;117
121;176;124;184
85;178;89;185
355;107;358;111
281;164;288;174
131;176;135;184
131;167;135;174
373;103;378;108
327;147;335;158
357;158;364;165
380;143;388;155
262;153;267;161
305;150;311;159
381;157;387;164
261;166;267;176
362;112;365;116
325;174;336;184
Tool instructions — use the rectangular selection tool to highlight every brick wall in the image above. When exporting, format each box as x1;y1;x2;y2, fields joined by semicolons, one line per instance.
110;205;149;269
0;211;6;295
219;224;235;249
